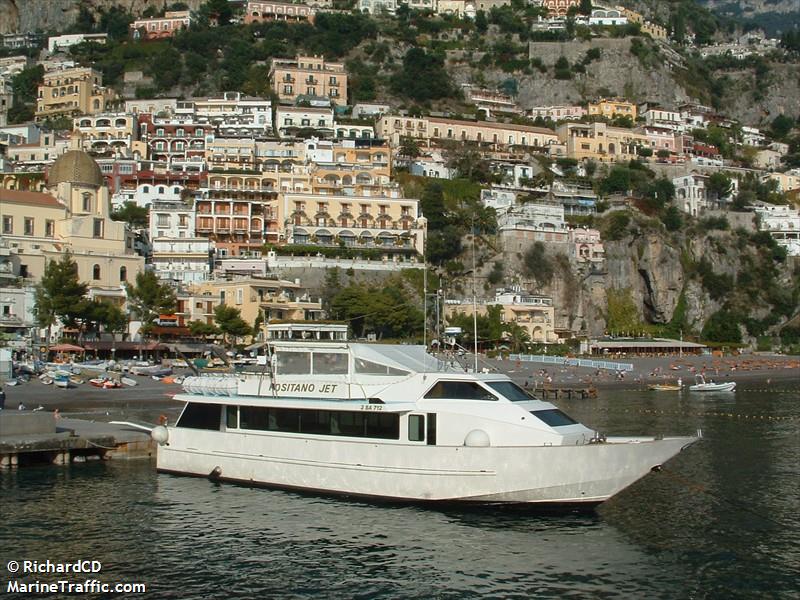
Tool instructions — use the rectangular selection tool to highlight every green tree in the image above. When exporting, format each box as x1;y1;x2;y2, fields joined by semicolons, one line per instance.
707;172;733;201
199;0;233;26
111;202;149;228
399;136;422;159
391;48;453;102
214;305;252;346
475;10;488;33
126;271;177;333
769;114;795;141
84;300;128;338
189;320;220;341
579;0;592;16
702;310;742;344
662;205;682;231
33;254;89;344
522;242;554;285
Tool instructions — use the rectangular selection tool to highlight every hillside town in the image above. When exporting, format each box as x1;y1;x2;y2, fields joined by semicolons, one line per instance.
0;0;798;358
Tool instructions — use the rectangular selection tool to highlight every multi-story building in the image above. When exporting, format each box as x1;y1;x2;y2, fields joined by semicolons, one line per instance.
137;114;214;163
587;98;637;121
35;67;117;121
73;113;142;158
556;121;648;163
276;106;335;139
175;93;273;137
270;55;348;105
542;0;578;16
672;173;715;216
334;123;375;140
376;115;559;150
615;6;667;39
3;131;71;169
643;108;682;131
206;138;307;173
462;85;521;115
196;171;288;257
149;200;212;285
130;11;192;40
446;288;558;344
280;190;425;255
47;33;108;53
753;203;800;257
527;105;586;121
0;77;12;127
243;1;316;24
569;228;605;263
764;171;800;193
193;277;324;326
358;0;397;14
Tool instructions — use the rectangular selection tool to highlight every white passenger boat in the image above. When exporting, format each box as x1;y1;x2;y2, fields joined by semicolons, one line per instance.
689;374;736;393
153;342;698;507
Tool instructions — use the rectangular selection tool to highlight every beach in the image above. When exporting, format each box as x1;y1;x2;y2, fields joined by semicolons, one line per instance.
2;354;797;419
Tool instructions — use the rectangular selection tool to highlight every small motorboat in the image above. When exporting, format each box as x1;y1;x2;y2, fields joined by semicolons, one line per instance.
649;380;682;391
89;378;107;388
102;380;121;389
54;377;73;389
121;377;138;387
689;375;736;392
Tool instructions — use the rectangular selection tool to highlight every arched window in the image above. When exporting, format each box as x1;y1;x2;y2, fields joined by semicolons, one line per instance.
119;266;127;282
82;192;92;212
93;99;100;110
93;264;101;280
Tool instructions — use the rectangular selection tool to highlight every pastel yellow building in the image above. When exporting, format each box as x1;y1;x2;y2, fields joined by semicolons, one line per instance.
556;122;648;163
36;67;118;121
280;191;425;254
376;115;559;149
587;99;637;121
445;289;558;344
73;113;144;158
0;151;144;304
192;277;323;325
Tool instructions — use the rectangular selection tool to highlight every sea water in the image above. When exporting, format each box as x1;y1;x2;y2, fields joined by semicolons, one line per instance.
1;388;798;599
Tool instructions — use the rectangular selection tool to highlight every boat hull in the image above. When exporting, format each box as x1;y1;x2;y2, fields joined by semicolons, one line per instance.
156;430;697;506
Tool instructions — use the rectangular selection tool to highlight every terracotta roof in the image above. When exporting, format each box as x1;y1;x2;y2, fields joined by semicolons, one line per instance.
0;188;64;208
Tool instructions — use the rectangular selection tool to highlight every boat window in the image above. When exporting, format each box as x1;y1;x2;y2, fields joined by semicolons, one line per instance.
530;409;578;427
424;381;497;401
226;405;238;429
486;381;535;401
276;351;310;375
234;406;400;440
312;352;349;375
176;402;222;430
354;358;409;376
408;414;424;442
240;405;271;430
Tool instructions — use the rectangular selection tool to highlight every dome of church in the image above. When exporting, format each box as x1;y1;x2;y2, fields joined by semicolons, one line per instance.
48;150;104;188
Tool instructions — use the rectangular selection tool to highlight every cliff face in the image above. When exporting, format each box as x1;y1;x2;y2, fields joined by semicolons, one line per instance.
0;0;204;34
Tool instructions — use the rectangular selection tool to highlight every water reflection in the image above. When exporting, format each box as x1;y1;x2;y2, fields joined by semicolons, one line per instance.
2;389;797;599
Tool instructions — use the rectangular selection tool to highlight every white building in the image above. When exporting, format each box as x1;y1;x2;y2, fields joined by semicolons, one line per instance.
276;106;335;139
149;200;211;284
358;0;397;13
643;108;682;131
410;152;457;179
351;103;391;120
672;173;736;216
48;33;107;53
113;181;185;210
753;203;800;257
175;93;273;137
586;7;627;26
527;105;586;121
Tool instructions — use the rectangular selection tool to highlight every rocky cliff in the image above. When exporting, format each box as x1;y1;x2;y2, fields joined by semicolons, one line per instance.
0;0;204;34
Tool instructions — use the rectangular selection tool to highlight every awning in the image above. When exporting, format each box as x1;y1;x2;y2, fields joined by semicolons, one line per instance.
49;343;85;352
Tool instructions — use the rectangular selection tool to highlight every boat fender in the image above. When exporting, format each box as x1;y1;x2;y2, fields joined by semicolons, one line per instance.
464;429;490;447
158;414;168;426
208;466;222;481
151;426;169;445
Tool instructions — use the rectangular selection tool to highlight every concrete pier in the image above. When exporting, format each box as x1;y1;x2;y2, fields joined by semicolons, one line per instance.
0;412;155;468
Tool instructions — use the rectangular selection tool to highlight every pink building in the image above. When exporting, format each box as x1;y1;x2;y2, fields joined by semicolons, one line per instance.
244;1;316;24
131;11;191;41
569;228;604;263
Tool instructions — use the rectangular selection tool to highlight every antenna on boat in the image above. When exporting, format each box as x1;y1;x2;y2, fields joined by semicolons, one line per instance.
471;214;478;373
423;227;428;374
